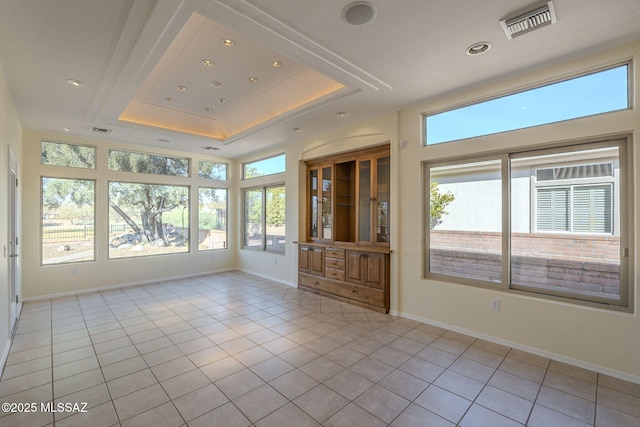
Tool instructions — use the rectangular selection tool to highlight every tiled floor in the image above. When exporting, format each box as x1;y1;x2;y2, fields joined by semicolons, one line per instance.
1;271;639;427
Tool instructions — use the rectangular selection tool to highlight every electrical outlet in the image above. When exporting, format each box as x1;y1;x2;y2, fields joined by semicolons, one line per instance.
274;257;278;265
71;268;78;276
490;298;500;311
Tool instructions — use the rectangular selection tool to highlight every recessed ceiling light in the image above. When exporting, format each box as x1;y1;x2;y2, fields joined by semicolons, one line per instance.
222;39;235;47
343;2;377;25
166;97;175;102
466;42;492;56
61;127;70;132
293;128;301;132
66;79;84;87
177;85;188;91
219;98;227;103
272;61;282;68
210;81;222;88
203;146;220;151
201;59;214;67
336;112;346;117
205;107;213;112
248;77;258;84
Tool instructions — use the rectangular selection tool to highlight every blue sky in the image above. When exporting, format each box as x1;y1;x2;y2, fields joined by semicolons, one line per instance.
426;64;629;145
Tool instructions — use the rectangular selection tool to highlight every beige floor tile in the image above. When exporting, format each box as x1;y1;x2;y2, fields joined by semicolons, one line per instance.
107;368;158;399
354;384;410;423
199;356;245;382
215;368;265;399
300;356;344;382
528;404;591;427
324;402;387;427
120;402;183;427
0;369;51;397
434;369;485;400
53;368;104;399
189;401;251;427
249;356;294;382
294;384;349;423
4;272;636;427
536;386;595;424
233;384;288;423
113;383;169;421
398;356;445;383
476;385;533;423
414;385;472;424
173;384;228;421
597;385;640;418
160;368;211;399
459;404;523;427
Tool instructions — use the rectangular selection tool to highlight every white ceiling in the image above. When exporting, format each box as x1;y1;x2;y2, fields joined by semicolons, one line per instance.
1;0;639;158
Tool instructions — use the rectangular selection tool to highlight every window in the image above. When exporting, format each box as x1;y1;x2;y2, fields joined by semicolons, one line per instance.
198;161;227;180
41;141;95;169
243;154;285;179
41;178;95;264
533;161;615;234
425;139;631;308
243;185;285;252
198;188;228;250
425;64;629;145
108;149;189;177
109;182;189;259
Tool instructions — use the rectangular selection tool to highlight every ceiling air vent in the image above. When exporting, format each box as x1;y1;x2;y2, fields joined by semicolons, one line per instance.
90;126;113;134
500;1;557;39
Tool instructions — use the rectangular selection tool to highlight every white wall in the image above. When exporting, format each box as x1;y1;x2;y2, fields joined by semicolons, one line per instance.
397;41;640;382
21;130;236;299
0;63;23;374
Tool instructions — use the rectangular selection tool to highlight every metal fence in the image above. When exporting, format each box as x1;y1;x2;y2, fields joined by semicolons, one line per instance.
42;224;129;242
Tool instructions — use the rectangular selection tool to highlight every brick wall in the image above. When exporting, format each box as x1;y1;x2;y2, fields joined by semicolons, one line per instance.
429;230;620;298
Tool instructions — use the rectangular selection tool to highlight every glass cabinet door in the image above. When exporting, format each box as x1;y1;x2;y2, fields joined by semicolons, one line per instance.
376;156;390;243
321;166;332;239
309;168;318;238
358;160;371;242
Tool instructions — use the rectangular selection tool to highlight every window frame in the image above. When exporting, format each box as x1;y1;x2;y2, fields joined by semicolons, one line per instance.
41;140;96;169
198;187;228;251
242;183;286;253
423;62;631;146
424;137;633;311
41;176;96;265
242;153;286;180
107;181;191;260
198;161;228;180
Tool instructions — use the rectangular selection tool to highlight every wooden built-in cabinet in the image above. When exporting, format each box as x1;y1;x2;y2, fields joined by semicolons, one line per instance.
297;144;391;313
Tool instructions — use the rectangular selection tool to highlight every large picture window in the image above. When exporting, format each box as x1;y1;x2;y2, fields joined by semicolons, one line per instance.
425;139;631;309
109;182;189;259
243;185;285;252
41;177;95;264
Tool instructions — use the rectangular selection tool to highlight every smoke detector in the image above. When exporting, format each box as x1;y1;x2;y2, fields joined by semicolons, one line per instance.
500;1;557;39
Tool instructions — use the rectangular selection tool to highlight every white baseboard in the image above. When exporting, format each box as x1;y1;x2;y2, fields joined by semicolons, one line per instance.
391;309;640;386
236;268;297;288
22;268;235;301
0;338;11;379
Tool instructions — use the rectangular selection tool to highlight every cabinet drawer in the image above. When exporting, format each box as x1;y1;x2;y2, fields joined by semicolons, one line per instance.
325;268;345;281
325;248;345;259
325;258;345;270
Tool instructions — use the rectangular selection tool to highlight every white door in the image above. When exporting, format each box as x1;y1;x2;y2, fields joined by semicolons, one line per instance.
8;151;18;336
